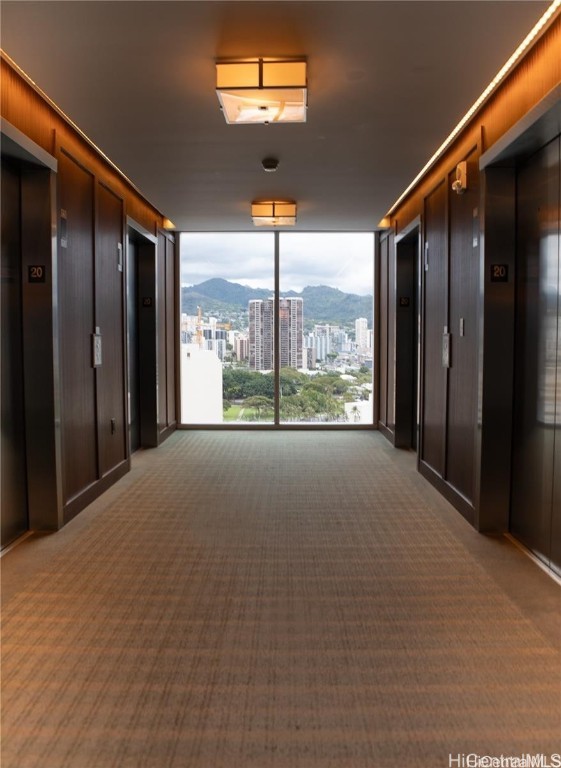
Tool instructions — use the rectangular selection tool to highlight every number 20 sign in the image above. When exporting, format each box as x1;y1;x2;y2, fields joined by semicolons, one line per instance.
490;264;509;283
28;265;46;283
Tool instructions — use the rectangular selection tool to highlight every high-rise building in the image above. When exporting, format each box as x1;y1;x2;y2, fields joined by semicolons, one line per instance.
249;297;303;371
249;298;274;370
279;297;303;369
355;317;369;349
234;334;249;362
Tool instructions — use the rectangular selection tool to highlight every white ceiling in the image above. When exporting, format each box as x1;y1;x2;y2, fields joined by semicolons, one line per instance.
0;1;550;231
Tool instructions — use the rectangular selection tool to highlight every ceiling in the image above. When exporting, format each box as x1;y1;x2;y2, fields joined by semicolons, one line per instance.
0;1;550;231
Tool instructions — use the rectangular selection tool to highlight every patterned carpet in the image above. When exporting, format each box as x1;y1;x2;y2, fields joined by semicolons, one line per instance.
2;430;560;768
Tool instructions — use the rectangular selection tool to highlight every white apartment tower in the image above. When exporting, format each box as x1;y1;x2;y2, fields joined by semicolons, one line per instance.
355;317;369;349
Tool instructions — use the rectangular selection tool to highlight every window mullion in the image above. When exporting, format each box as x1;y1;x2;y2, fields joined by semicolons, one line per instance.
274;231;280;426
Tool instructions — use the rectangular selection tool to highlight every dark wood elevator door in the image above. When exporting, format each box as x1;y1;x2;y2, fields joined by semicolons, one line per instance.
1;159;28;547
511;136;561;575
58;151;97;507
421;181;447;476
96;183;126;476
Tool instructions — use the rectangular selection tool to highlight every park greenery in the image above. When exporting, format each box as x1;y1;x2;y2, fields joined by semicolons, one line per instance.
222;366;371;422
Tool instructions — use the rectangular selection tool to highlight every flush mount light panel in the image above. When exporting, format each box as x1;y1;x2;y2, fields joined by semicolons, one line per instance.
251;201;297;226
216;58;307;124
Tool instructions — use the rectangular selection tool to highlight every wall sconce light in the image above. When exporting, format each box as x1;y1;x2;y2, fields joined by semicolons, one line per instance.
452;161;468;194
216;58;307;124
251;200;297;226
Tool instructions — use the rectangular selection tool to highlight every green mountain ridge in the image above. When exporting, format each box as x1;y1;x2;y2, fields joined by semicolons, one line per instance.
182;278;373;326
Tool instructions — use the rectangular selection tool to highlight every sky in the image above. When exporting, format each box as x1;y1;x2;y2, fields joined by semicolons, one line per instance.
179;232;374;296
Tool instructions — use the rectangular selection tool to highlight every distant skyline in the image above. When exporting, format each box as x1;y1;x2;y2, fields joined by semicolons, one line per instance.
180;232;374;296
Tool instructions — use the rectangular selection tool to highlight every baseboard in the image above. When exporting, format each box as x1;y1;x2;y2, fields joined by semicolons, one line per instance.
378;422;395;445
63;458;131;524
158;423;176;445
418;460;475;526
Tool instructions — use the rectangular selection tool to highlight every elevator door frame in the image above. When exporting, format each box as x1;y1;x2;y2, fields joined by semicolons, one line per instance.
1;157;28;547
126;218;160;449
511;136;560;573
394;218;421;450
477;85;561;540
1;119;63;536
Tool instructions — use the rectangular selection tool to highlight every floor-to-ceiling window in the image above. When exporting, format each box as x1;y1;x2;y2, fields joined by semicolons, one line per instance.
179;232;275;425
179;232;374;426
278;233;374;424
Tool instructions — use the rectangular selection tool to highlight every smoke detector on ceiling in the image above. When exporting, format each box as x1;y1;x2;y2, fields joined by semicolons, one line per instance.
262;157;280;172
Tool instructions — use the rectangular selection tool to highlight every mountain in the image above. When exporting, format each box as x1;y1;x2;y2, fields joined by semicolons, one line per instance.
181;279;271;319
188;278;271;305
299;285;372;325
181;278;372;326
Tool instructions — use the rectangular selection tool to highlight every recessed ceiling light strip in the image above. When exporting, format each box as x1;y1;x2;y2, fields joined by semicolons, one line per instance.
0;49;165;216
385;0;561;219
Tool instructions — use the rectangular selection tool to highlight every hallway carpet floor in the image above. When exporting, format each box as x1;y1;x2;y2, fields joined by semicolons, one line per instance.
1;430;560;768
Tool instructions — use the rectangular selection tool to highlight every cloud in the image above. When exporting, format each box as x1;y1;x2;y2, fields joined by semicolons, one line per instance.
180;233;275;287
280;233;373;295
180;232;374;296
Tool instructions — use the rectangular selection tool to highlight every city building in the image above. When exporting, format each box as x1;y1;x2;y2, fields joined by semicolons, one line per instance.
249;297;303;371
279;297;303;369
249;298;274;371
234;333;249;363
355;317;369;350
181;345;223;424
305;346;317;370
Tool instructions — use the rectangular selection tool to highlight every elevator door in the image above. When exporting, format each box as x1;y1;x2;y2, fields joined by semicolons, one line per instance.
511;136;561;574
126;237;140;452
394;229;419;449
1;159;28;547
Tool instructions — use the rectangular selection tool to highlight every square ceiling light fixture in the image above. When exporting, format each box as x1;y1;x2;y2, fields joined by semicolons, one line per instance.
216;58;307;124
251;200;297;226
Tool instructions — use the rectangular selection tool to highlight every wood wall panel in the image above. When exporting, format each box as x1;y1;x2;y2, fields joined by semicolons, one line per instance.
58;151;98;505
1;58;164;234
96;182;127;476
421;181;447;476
389;19;560;232
0;62;56;156
446;151;479;502
482;22;561;152
2;54;175;528
385;17;559;527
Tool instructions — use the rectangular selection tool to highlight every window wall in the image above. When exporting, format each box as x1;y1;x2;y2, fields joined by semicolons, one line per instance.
278;233;374;424
179;232;374;426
